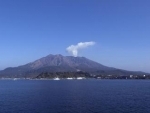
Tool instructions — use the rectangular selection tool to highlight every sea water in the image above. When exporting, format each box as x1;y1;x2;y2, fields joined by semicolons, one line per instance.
0;79;150;113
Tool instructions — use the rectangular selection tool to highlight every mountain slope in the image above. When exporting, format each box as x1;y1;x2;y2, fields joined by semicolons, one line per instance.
0;54;148;78
25;54;114;70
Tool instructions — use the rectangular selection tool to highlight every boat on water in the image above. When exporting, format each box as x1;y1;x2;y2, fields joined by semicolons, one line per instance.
13;78;18;80
53;77;60;80
76;77;85;80
66;78;73;80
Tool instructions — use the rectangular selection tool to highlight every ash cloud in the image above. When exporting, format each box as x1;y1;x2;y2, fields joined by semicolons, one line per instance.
66;41;95;57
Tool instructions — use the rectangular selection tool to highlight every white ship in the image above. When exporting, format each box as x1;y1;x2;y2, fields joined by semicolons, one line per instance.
53;77;60;80
77;77;85;80
67;78;73;80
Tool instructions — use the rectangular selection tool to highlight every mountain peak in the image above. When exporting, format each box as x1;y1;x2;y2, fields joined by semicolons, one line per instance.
8;54;113;74
46;54;63;57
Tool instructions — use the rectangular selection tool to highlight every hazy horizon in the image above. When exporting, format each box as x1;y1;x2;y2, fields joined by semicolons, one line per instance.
0;0;150;72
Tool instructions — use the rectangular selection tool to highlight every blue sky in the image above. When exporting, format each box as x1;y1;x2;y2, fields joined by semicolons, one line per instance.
0;0;150;72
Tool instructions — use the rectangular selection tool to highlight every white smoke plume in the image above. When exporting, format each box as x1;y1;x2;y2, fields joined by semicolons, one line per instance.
66;41;95;57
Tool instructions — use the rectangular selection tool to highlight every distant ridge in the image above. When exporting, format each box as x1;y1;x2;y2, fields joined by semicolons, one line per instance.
0;54;148;78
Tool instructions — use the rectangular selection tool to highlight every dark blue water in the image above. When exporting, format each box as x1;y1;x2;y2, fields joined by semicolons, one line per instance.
0;80;150;113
